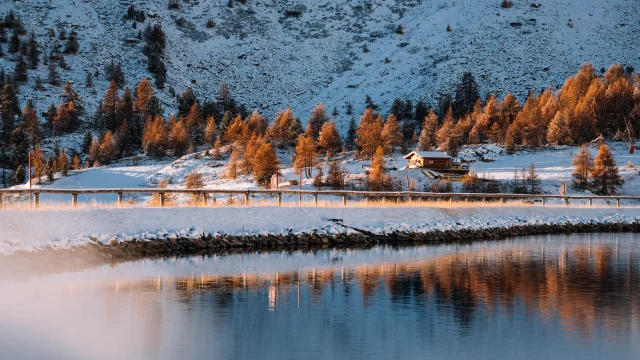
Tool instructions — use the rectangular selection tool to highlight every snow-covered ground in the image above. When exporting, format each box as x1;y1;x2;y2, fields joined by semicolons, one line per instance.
10;140;638;206
2;0;639;127
1;205;639;256
468;142;640;196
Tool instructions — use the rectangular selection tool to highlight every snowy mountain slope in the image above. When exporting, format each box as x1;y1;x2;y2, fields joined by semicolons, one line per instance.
2;0;640;131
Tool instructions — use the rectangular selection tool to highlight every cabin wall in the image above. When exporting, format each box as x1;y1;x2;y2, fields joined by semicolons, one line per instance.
408;155;451;169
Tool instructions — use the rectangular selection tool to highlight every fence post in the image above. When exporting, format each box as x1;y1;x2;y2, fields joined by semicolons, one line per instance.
342;194;347;207
277;192;282;207
542;197;546;206
365;196;369;205
0;194;2;209
520;198;524;205
72;193;78;207
500;197;505;204
314;193;318;207
244;191;250;206
563;197;568;206
118;192;123;207
159;193;165;207
34;192;39;208
616;198;621;208
588;198;592;207
203;193;208;206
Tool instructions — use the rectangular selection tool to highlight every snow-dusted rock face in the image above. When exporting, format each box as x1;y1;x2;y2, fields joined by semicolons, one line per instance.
2;0;639;131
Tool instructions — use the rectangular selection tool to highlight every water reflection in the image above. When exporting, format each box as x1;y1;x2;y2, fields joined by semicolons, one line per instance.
1;234;639;360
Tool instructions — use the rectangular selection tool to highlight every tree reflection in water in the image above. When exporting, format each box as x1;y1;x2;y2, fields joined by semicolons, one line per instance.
2;234;639;360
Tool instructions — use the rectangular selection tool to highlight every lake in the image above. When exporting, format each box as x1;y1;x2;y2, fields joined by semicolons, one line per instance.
0;233;638;359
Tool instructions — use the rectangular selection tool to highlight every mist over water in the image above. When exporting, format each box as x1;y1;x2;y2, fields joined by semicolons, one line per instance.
1;233;639;360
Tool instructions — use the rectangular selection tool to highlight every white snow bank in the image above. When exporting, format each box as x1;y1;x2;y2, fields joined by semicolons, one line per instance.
1;206;639;256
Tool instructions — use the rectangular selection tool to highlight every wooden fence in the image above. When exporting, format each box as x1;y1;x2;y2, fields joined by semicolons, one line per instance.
0;188;639;208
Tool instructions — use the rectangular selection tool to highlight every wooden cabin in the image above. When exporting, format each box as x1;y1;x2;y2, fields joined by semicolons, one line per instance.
404;151;453;170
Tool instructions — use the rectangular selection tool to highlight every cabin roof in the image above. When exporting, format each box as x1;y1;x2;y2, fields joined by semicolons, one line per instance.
403;151;452;160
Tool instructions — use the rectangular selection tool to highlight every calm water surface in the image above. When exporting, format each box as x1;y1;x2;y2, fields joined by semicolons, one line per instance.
1;233;639;359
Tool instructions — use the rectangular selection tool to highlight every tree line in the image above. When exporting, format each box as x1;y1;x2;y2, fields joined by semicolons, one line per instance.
1;59;638;191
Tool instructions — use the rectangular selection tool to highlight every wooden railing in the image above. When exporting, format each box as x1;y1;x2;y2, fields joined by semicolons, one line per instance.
0;188;639;208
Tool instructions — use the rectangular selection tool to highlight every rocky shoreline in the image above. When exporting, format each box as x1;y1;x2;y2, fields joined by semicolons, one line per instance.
2;221;639;278
98;221;640;259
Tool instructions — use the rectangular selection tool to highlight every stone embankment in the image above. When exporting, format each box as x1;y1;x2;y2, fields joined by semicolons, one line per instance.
76;221;640;259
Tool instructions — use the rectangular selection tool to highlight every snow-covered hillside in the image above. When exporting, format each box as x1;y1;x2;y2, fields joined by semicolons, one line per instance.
2;0;639;131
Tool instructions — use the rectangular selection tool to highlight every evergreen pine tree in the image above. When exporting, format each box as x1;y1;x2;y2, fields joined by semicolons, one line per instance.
72;154;81;170
47;60;59;85
45;102;56;135
318;120;341;155
33;75;43;91
252;143;279;188
382;114;403;153
365;95;378;110
104;60;125;88
571;145;593;189
356;109;383;158
326;160;345;189
85;71;93;87
27;32;39;69
307;103;328;141
10;127;29;165
58;54;69;70
546;112;573;145
64;31;79;54
590;144;624;195
82;131;92;154
293;134;317;178
345;101;353;115
57;150;70;176
453;72;480;116
0;24;7;43
100;81;120;131
177;88;197;117
8;29;20;54
436;108;461;156
367;146;394;191
242;134;265;174
98;131;117;164
13;54;28;83
418;109;438;151
204;116;217;147
437;92;453;121
525;163;541;194
225;147;240;179
345;117;357;150
12;164;25;184
1;83;20;142
414;100;428;128
313;166;324;188
22;106;41;148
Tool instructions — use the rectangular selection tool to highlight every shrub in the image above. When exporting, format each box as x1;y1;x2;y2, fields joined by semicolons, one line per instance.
430;179;453;193
501;0;514;9
206;19;216;28
176;16;187;27
168;0;180;10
